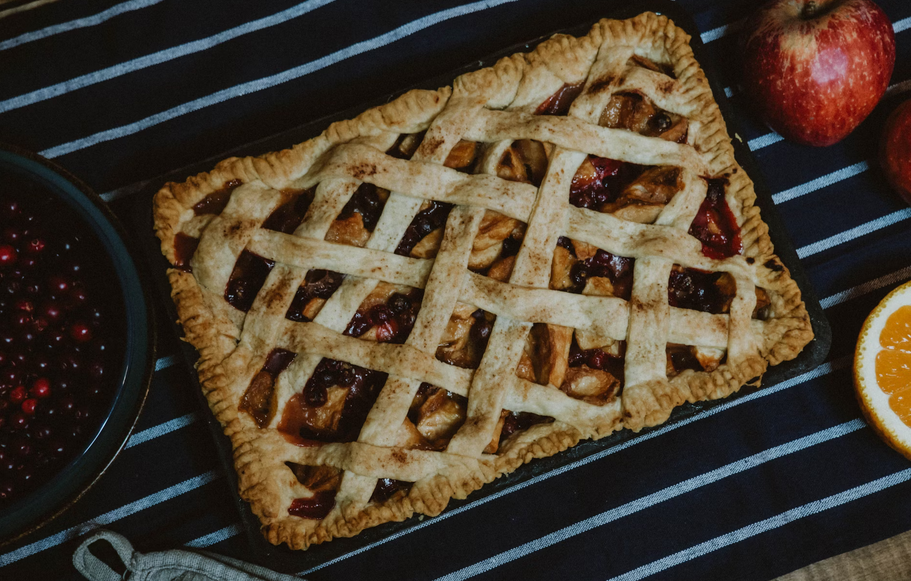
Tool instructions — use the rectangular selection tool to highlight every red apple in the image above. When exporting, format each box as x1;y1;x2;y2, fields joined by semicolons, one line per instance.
741;0;895;146
882;99;911;204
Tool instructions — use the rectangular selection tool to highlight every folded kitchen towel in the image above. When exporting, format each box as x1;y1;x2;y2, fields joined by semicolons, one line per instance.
73;530;303;581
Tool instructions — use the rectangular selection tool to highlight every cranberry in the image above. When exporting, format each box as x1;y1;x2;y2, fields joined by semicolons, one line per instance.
47;275;70;296
0;245;17;266
21;399;37;416
371;305;393;324
70;284;88;306
0;185;118;504
30;378;50;398
587;350;608;370
25;238;45;254
9;386;26;404
41;301;63;322
69;322;91;343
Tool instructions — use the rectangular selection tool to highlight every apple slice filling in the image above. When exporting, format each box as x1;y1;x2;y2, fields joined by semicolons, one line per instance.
551;236;635;300
536;82;585;116
569;155;685;223
278;359;388;444
287;463;341;520
436;304;495;369
240;348;298;428
325;183;389;248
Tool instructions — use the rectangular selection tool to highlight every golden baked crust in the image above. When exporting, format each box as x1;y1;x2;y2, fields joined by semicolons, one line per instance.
153;12;813;550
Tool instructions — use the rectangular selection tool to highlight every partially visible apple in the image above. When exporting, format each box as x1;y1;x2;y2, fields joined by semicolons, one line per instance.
882;99;911;204
741;0;895;146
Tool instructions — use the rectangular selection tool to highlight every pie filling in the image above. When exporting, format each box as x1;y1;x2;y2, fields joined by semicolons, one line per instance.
241;72;765;515
225;251;275;312
263;189;315;234
690;178;742;259
278;358;387;444
192;179;242;216
343;285;422;344
155;22;814;542
239;350;297;428
285;269;345;323
536;82;585;116
326;183;389;248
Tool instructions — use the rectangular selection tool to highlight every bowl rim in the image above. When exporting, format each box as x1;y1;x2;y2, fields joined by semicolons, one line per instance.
0;142;156;544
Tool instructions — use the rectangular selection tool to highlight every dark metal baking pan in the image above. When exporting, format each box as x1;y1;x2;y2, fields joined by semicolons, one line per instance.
130;0;831;572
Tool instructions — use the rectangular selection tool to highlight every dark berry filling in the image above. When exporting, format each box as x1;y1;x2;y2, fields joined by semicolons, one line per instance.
344;290;422;344
0;185;122;504
666;344;705;373
569;156;626;210
278;359;387;443
288;491;337;520
172;233;199;272
339;183;385;232
558;237;635;299
224;251;275;311
689;178;742;259
536;82;584;116
285;269;345;323
395;202;453;257
370;478;413;503
568;340;625;377
262;189;315;234
191;179;242;216
668;268;736;314
498;411;554;446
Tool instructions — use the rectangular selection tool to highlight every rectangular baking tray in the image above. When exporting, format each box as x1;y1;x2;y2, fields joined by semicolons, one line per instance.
130;0;831;572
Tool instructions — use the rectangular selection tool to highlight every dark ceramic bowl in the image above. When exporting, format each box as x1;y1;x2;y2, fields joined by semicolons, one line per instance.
0;143;154;542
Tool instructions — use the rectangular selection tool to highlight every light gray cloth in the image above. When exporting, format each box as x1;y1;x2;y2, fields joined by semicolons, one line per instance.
73;530;304;581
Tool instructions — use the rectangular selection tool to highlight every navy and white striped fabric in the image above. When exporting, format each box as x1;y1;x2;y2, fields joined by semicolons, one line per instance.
2;0;910;579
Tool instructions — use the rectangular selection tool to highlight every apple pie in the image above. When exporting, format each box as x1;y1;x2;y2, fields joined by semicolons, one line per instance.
153;12;813;550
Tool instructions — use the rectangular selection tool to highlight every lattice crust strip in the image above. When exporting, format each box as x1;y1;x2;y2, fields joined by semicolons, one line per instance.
154;12;813;551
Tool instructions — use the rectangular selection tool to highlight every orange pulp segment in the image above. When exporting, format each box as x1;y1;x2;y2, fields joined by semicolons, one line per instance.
877;305;911;424
880;305;911;351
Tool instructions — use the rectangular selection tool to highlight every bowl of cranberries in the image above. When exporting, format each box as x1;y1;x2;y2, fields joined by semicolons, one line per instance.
0;144;154;541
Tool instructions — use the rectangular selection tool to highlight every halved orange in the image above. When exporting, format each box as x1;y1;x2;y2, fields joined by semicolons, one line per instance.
854;280;911;460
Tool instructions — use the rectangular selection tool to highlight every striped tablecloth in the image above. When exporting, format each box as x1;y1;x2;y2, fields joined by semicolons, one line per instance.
1;0;910;579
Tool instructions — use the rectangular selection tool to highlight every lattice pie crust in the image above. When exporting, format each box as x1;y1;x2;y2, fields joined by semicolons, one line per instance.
154;13;813;550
